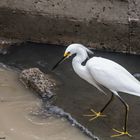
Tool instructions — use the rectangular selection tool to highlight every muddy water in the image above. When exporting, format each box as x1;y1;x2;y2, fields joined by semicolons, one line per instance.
0;42;140;140
0;67;91;140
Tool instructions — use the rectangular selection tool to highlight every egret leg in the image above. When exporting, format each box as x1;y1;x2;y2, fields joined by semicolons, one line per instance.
84;92;114;121
111;95;132;138
100;92;114;113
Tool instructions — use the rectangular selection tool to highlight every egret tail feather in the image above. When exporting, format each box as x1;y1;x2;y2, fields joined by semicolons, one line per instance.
123;91;140;97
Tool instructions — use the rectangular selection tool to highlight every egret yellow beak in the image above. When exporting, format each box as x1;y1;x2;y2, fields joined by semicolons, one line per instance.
64;52;71;57
52;52;71;71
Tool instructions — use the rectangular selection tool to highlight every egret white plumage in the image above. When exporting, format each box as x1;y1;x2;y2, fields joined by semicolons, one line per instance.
52;43;140;137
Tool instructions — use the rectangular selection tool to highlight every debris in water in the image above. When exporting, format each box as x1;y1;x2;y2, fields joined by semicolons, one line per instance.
19;67;99;140
19;68;56;100
0;37;23;55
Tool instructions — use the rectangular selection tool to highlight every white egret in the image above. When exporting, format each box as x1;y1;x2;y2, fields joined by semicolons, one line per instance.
52;43;140;137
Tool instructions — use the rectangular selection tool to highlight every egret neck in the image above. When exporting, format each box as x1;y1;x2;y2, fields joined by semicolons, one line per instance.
72;50;89;82
72;50;104;93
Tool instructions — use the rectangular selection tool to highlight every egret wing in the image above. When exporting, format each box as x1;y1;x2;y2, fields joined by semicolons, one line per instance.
86;57;140;97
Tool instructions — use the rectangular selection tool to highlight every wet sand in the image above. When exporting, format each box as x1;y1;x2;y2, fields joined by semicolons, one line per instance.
0;66;91;140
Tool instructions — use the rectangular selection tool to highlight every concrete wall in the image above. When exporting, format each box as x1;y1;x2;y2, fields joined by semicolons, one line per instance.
0;0;139;54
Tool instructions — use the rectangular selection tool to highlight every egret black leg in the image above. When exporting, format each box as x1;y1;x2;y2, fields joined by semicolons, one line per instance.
111;95;132;138
84;92;114;121
100;92;114;113
117;95;129;132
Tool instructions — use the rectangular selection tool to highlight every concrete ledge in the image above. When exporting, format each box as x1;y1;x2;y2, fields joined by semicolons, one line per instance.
0;0;139;54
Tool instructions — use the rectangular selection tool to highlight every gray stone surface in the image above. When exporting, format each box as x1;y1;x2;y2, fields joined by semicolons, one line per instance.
0;0;139;54
128;0;140;54
0;0;128;23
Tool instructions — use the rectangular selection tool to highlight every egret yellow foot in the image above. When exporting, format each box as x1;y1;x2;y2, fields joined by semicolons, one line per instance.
111;128;132;138
83;109;106;121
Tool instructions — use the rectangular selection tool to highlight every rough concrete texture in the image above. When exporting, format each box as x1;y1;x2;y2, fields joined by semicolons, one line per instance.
128;0;140;54
0;0;139;54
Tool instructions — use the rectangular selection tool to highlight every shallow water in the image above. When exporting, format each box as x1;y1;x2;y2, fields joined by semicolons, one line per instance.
0;66;91;140
0;42;140;140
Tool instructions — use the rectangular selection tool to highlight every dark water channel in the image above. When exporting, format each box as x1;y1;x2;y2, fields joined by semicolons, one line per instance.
0;42;140;140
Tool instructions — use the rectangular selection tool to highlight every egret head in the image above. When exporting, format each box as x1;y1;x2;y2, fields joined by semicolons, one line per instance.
64;43;93;57
52;43;93;70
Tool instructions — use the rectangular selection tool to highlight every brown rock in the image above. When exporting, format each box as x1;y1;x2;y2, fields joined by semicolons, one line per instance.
19;68;56;99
